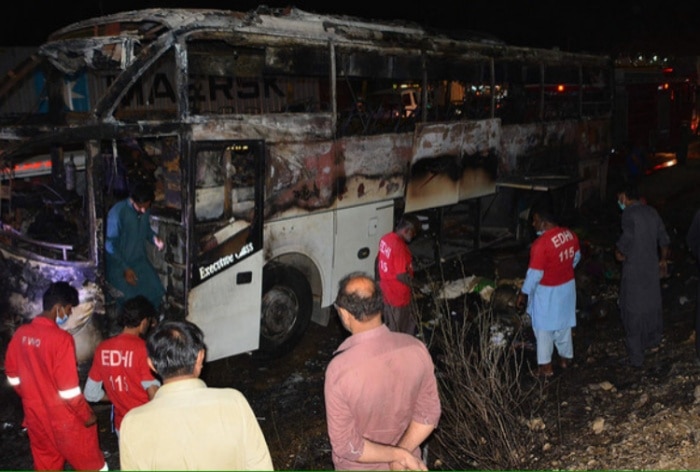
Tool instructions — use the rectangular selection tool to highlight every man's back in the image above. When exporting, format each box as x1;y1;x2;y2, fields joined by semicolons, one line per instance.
324;325;440;470
616;201;669;316
5;315;105;470
119;378;273;470
377;231;413;306
617;202;669;268
106;198;149;261
6;317;77;412
529;226;579;286
88;333;154;430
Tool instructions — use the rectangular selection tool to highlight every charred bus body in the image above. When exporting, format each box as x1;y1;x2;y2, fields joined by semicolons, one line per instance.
0;7;612;363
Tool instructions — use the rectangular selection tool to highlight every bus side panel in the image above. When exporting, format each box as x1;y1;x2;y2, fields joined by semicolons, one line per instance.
331;201;394;300
405;119;500;213
336;134;412;209
191;115;333;143
187;251;263;361
262;135;408;221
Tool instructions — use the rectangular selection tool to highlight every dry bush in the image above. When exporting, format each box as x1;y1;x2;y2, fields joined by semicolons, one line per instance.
417;272;546;470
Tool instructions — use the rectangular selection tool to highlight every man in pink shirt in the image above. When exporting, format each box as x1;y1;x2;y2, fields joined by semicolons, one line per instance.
377;215;420;334
324;272;441;470
84;295;160;434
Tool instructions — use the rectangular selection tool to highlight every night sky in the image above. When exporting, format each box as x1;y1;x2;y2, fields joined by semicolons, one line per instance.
4;1;700;56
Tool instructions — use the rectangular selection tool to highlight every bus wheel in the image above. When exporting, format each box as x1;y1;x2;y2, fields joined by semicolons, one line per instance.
256;265;312;360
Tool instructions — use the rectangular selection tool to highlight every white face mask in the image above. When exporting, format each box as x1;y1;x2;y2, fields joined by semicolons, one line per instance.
535;221;545;236
56;307;69;326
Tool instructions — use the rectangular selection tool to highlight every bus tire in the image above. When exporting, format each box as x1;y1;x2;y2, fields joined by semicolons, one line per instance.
256;265;312;360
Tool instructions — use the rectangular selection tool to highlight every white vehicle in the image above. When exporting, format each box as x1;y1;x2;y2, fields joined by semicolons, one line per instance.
0;7;612;362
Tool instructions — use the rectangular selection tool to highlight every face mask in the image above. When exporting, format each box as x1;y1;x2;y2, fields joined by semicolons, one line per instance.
617;201;626;211
56;307;69;326
536;230;544;236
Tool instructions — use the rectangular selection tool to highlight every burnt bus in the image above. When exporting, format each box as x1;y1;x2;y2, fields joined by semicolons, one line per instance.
0;7;612;363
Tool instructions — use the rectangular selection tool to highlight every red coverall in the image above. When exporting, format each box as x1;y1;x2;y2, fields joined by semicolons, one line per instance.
5;316;106;471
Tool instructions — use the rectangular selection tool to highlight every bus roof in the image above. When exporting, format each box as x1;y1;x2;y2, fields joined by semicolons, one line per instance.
45;7;610;66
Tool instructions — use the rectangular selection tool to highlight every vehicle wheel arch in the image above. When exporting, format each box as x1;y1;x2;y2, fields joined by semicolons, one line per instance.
255;254;321;360
269;252;323;314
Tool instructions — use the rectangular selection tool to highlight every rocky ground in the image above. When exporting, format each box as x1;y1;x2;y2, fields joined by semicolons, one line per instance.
3;145;700;470
519;236;700;471
520;155;700;471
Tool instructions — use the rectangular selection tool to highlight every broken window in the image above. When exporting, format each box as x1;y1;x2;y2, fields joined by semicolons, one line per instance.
336;47;423;136
0;142;91;261
194;143;259;260
101;136;181;218
113;48;178;121
186;39;329;115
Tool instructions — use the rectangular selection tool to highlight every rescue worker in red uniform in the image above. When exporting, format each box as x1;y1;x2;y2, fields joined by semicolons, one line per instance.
5;282;107;471
377;215;420;335
85;295;160;435
517;209;581;377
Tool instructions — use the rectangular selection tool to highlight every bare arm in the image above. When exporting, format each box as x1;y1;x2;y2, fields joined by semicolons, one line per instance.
615;248;625;262
84;411;98;427
391;421;437;469
396;420;436;454
358;439;427;471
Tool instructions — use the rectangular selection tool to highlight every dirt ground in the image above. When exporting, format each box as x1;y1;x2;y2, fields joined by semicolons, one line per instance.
3;143;700;470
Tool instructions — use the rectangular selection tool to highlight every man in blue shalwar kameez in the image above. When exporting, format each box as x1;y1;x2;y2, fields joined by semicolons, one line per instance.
106;180;165;311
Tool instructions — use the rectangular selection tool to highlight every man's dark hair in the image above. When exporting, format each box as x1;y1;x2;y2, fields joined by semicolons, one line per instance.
129;179;155;204
42;281;79;311
147;320;205;379
120;295;156;329
335;272;384;322
396;214;421;235
619;181;640;201
534;208;558;225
